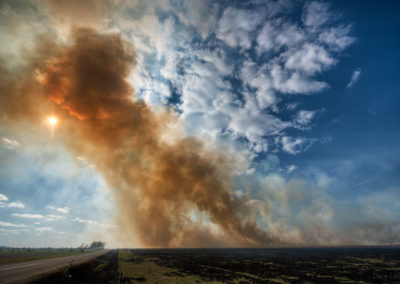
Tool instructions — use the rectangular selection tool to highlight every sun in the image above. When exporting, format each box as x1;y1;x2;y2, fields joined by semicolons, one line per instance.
48;117;58;125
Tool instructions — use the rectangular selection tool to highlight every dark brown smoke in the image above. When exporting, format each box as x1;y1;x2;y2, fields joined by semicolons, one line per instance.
2;28;281;247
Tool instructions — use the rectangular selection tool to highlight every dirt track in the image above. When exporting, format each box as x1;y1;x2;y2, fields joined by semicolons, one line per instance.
0;250;109;284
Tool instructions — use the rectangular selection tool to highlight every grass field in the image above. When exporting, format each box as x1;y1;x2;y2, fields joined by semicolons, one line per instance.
118;250;210;283
0;248;98;264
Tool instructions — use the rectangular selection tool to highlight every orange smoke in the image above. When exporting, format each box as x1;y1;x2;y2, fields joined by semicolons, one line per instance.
5;28;282;247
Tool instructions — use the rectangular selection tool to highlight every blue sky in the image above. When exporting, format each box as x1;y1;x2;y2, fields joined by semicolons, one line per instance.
0;0;399;247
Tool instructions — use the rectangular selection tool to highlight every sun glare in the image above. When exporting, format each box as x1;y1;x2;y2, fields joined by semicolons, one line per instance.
48;117;58;125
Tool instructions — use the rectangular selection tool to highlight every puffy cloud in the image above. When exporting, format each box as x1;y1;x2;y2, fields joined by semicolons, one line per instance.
280;136;315;155
174;0;217;39
46;214;65;221
319;25;356;51
270;64;329;94
12;213;44;219
35;226;52;231
284;44;336;75
0;193;8;201
217;7;263;49
302;1;332;29
257;22;305;54
74;217;98;225
56;207;69;214
287;165;297;173
228;109;289;152
110;0;354;156
240;61;277;109
0;221;26;228
347;68;362;88
8;202;25;208
48;205;70;214
295;110;317;125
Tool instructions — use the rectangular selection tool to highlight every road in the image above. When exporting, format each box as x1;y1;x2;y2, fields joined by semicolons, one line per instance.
0;250;110;283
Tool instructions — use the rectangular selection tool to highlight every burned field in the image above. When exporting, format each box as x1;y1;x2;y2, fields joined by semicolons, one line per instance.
30;247;400;283
118;248;400;283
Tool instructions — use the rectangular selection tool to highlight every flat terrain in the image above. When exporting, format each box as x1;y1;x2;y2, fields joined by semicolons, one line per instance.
31;250;116;284
118;248;400;283
0;249;109;283
27;247;400;283
0;249;96;265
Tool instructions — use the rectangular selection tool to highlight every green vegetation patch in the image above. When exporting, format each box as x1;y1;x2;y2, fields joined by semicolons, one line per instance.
119;250;221;284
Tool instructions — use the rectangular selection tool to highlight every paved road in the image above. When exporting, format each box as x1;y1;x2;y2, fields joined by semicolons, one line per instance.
0;250;110;283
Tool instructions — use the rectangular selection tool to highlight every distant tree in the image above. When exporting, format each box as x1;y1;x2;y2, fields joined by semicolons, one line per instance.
89;241;105;249
78;243;89;252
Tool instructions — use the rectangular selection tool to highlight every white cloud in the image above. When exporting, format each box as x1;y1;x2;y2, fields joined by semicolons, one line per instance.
284;44;336;75
1;137;21;149
287;165;297;173
228;108;289;152
48;205;70;214
193;49;233;76
240;61;277;109
257;22;305;54
281;136;315;155
270;64;329;94
74;217;98;225
0;221;26;228
56;207;70;214
35;226;52;232
217;7;263;49
175;0;217;39
12;213;44;219
256;23;276;54
302;1;332;29
111;0;354;156
319;25;356;51
295;110;316;125
286;103;298;110
46;214;66;221
347;68;362;88
8;202;25;208
0;193;8;201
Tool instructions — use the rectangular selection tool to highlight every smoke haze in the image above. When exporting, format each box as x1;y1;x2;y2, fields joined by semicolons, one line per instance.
1;27;280;247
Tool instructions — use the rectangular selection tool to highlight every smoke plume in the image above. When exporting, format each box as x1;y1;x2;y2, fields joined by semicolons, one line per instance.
5;28;279;247
1;1;399;248
43;0;112;36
